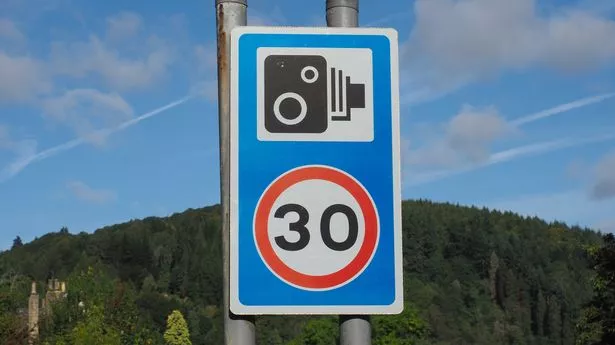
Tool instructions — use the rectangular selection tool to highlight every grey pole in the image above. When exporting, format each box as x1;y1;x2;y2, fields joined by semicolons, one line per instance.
326;0;358;27
215;1;256;345
326;1;372;344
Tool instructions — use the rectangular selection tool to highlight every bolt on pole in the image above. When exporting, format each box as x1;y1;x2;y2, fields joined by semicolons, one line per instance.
215;1;257;345
326;0;372;344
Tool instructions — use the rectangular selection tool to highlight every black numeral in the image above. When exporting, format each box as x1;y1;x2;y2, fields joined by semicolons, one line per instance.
274;203;310;251
321;204;358;251
273;203;359;251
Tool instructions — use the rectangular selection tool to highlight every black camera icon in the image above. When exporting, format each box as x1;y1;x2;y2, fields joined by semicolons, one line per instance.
264;54;366;134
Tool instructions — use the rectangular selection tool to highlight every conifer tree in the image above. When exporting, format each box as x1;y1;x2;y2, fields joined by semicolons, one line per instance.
164;310;192;345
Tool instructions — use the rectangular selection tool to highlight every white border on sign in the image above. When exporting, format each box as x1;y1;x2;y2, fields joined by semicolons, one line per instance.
229;25;403;315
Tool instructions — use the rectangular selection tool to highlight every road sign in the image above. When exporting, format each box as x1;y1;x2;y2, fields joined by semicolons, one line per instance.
230;26;402;315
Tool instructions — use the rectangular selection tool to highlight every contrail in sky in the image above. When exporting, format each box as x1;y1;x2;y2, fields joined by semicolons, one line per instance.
406;132;615;186
403;92;615;186
0;95;194;183
511;92;615;126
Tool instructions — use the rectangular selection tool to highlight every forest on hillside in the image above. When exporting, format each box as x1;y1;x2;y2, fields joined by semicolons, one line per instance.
1;199;614;345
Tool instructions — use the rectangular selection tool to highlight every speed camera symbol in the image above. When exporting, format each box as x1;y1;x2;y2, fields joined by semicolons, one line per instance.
264;54;367;134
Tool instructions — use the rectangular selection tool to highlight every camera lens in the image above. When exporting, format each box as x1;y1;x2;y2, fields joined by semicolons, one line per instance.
273;92;308;125
301;66;319;84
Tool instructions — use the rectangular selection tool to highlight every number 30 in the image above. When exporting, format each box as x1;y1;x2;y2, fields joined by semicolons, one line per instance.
273;203;359;251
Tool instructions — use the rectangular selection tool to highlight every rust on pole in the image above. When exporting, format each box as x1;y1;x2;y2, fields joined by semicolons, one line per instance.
215;0;256;344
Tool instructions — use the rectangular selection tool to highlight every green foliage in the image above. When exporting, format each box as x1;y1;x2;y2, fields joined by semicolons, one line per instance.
373;303;429;344
0;201;605;345
0;312;28;345
164;310;192;345
576;233;615;344
36;266;163;345
0;272;32;345
399;201;602;345
576;306;602;345
288;317;338;345
69;304;121;345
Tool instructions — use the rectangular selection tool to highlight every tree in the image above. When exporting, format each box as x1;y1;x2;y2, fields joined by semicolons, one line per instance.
288;317;338;345
576;306;602;345
11;236;22;249
372;302;429;345
70;304;121;345
0;199;605;345
164;310;192;345
577;233;615;344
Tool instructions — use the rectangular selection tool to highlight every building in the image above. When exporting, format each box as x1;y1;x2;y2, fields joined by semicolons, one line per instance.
28;279;67;344
28;282;39;344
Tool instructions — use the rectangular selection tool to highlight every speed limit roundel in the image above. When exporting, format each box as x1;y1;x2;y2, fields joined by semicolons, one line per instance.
254;165;380;291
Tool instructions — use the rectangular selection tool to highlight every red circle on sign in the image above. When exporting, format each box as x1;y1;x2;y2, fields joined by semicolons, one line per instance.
253;165;379;290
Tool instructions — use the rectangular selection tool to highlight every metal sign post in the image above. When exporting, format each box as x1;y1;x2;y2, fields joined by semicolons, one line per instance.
215;1;256;344
325;1;372;344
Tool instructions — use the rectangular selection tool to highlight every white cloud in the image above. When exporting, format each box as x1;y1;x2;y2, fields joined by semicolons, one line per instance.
66;180;116;204
50;34;174;91
190;80;217;102
407;133;615;186
403;0;615;103
545;11;615;72
1;12;182;104
192;43;220;103
0;94;193;183
405;92;615;181
0;18;25;43
590;151;615;200
0;51;50;103
447;106;514;160
0;138;76;183
0;11;200;181
48;11;180;91
194;43;216;74
105;11;142;43
42;89;134;145
406;105;515;169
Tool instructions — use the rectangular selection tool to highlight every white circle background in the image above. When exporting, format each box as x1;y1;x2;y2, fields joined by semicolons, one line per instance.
267;179;366;276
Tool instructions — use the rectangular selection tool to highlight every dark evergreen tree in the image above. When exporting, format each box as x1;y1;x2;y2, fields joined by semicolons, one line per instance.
577;233;615;344
11;236;22;249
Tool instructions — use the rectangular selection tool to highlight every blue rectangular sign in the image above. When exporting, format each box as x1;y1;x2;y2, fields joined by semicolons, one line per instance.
230;26;402;315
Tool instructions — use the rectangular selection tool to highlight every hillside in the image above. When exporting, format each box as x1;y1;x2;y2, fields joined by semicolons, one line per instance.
0;199;605;345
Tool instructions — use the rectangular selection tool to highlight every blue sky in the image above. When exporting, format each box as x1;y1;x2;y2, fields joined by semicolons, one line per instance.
1;0;614;250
